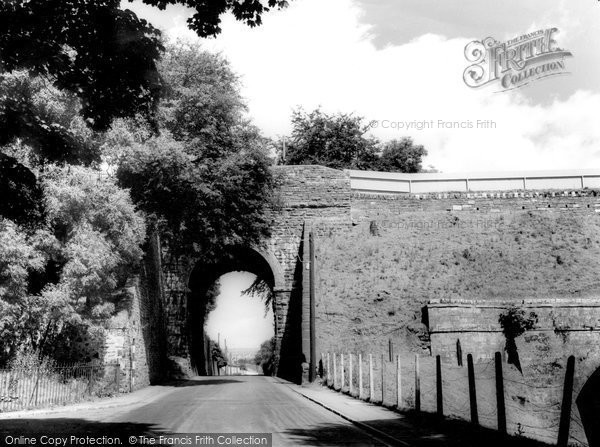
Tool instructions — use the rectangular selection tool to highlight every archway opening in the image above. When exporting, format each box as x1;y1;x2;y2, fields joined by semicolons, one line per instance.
205;271;274;375
187;246;278;376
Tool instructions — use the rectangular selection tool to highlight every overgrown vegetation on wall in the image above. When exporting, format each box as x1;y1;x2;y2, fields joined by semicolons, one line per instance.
0;44;276;369
316;210;600;354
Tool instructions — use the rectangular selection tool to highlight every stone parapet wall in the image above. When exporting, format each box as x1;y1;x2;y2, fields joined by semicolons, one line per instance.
427;297;600;366
352;190;600;223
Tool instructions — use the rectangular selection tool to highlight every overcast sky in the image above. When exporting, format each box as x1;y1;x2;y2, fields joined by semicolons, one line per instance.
127;0;600;173
205;272;274;351
126;1;599;348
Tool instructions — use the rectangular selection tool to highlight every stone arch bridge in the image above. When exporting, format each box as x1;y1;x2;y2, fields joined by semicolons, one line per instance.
155;165;600;383
160;165;352;382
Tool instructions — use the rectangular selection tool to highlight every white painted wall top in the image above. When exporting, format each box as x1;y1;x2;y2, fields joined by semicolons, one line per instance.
346;169;600;194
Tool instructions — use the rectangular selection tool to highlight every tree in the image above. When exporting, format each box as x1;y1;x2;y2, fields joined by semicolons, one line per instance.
376;137;427;173
284;108;379;170
254;337;276;376
131;1;290;37
0;0;290;136
211;343;228;370
282;108;432;172
113;44;275;261
499;306;538;373
0;166;146;365
0;1;289;225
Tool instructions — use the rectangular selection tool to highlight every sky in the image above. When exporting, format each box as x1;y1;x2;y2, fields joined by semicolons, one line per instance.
123;1;600;348
126;0;600;173
205;272;274;351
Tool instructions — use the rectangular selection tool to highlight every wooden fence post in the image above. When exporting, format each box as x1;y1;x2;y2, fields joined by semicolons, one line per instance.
415;354;421;413
369;354;374;402
389;339;393;362
341;353;345;391
396;355;402;409
358;353;363;399
495;352;506;434
333;353;337;390
116;363;121;393
467;354;478;425
381;354;385;404
327;353;331;386
436;355;443;417
349;354;354;395
557;355;575;447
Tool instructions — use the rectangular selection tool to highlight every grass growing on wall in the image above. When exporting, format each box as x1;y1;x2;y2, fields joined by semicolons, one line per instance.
315;210;600;353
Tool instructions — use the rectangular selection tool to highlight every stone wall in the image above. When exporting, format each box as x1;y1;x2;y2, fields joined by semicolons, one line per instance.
427;298;600;366
157;165;352;381
427;298;600;445
352;190;600;224
103;233;168;390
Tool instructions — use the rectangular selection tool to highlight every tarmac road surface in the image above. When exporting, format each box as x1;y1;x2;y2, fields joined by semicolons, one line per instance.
0;376;390;446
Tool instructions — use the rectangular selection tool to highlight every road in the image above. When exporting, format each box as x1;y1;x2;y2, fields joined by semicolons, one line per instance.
0;376;389;446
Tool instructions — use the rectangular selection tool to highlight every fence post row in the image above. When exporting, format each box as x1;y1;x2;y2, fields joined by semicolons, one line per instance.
324;347;577;446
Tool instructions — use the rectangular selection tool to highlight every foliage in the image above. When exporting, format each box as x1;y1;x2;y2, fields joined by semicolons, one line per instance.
254;337;277;376
0;167;146;365
0;4;284;365
499;307;538;340
376;137;427;173
134;0;290;37
0;0;290;143
0;72;101;166
0;2;163;134
283;108;429;172
284;108;379;170
211;343;228;369
0;152;45;227
158;42;246;147
8;348;57;374
114;44;275;260
499;306;538;373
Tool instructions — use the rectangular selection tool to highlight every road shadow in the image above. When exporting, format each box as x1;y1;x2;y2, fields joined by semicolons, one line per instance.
163;378;242;387
0;418;170;442
284;415;553;447
284;422;388;446
386;410;552;446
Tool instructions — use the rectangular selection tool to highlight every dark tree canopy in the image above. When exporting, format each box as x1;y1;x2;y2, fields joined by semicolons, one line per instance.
114;44;275;261
283;108;429;173
0;1;163;132
0;153;45;227
135;0;290;37
285;108;379;170
0;0;290;154
377;138;428;173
